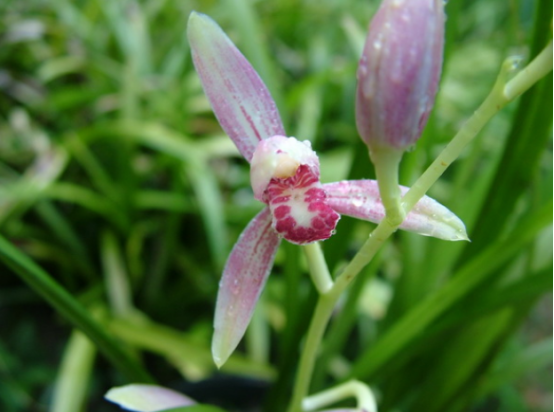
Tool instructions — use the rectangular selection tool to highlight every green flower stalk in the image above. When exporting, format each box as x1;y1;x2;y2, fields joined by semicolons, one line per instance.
356;0;445;224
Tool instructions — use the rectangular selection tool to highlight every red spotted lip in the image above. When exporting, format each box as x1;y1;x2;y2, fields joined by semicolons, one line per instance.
264;164;340;244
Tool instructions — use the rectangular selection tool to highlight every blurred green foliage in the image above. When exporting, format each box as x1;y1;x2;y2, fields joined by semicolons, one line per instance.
0;0;551;411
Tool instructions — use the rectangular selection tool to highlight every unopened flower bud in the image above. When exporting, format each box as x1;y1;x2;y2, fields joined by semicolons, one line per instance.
356;0;445;152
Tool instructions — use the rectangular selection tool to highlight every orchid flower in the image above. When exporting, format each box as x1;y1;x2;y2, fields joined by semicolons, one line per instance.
187;11;466;368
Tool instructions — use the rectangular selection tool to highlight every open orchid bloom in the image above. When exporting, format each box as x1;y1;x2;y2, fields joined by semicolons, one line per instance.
187;11;467;367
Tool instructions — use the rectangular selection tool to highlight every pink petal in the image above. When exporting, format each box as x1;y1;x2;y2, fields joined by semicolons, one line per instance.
324;180;468;241
187;12;285;162
212;207;281;367
105;384;195;412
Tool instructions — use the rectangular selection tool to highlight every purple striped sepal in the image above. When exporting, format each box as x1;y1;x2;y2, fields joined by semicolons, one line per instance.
188;12;285;162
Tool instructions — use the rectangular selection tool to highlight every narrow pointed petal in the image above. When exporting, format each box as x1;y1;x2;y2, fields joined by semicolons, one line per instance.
212;207;281;367
324;180;468;241
188;12;285;162
105;384;195;412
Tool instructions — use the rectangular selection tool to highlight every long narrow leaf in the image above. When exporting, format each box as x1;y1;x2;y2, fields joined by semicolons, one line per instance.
0;235;153;383
350;201;552;380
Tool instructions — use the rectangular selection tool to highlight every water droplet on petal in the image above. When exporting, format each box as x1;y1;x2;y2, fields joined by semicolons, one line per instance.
352;198;364;208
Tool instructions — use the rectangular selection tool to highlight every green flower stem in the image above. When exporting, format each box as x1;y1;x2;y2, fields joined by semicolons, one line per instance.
287;290;339;412
504;41;553;101
369;146;406;226
302;380;376;412
289;221;397;412
50;329;96;412
303;242;334;294
0;235;154;383
332;222;397;296
312;253;383;389
402;51;552;213
288;47;553;412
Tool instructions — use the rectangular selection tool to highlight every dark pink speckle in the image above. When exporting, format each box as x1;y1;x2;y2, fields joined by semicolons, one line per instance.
274;205;291;219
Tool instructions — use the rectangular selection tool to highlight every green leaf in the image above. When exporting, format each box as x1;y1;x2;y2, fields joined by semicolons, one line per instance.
0;235;154;383
460;0;553;261
411;309;513;412
349;200;552;380
475;337;553;399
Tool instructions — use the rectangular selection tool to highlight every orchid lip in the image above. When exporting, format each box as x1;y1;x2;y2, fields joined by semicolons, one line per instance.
250;136;340;244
